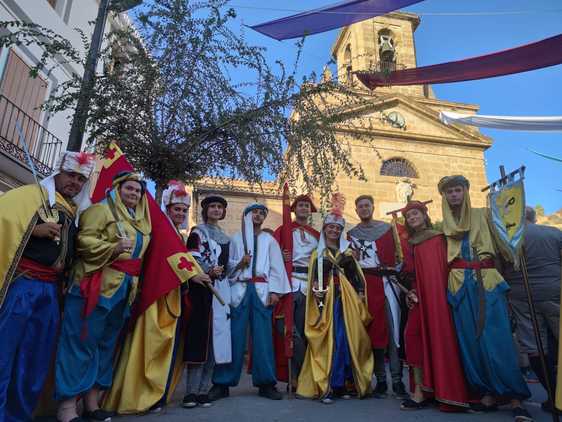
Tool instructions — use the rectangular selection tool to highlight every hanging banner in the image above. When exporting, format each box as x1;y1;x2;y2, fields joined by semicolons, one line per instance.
250;0;424;41
487;174;526;266
357;33;562;89
440;111;562;132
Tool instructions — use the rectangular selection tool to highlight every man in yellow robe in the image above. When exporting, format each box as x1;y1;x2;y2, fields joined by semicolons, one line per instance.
297;211;373;404
0;151;95;421
439;175;532;421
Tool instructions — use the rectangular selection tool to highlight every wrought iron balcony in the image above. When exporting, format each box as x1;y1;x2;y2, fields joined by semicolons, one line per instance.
0;94;63;176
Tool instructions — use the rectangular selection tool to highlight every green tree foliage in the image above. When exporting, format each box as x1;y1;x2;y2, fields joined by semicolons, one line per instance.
1;0;378;202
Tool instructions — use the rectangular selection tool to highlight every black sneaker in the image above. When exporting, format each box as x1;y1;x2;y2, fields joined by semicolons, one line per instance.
372;381;388;398
208;384;229;402
82;409;114;421
392;381;409;400
258;384;283;400
333;387;351;400
149;399;165;413
182;393;198;408
512;406;534;422
400;398;431;410
321;393;334;405
197;394;212;408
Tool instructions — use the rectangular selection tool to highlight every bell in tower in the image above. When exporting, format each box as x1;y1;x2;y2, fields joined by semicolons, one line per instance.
378;33;396;73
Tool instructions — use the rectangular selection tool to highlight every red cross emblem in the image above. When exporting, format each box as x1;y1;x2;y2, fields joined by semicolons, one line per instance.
105;146;117;160
178;256;193;272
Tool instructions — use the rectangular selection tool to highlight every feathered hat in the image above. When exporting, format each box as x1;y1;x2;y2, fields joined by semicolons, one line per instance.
161;180;191;208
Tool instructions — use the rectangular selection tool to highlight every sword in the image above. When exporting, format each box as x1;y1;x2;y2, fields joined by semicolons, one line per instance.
311;247;332;327
472;246;487;338
385;200;433;265
106;191;129;241
15;121;60;243
205;278;226;306
312;256;329;312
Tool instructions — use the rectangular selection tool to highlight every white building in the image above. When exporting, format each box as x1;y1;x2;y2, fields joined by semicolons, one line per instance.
0;0;134;191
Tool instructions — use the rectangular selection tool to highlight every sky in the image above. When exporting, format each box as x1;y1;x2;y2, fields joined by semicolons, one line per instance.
211;0;562;214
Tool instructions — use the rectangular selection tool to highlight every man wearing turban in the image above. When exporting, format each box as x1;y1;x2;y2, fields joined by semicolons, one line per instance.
210;203;290;401
0;151;95;421
439;175;532;421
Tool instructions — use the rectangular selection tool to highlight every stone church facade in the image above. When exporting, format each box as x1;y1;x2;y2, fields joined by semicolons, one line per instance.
188;12;492;235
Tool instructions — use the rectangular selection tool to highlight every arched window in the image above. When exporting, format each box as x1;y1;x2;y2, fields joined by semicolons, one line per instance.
380;157;418;178
378;29;396;74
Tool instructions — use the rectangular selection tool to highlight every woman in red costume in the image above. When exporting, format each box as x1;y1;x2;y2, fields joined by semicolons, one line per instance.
400;201;470;411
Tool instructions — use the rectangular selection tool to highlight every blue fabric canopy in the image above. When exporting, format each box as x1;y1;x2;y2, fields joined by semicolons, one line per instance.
249;0;425;41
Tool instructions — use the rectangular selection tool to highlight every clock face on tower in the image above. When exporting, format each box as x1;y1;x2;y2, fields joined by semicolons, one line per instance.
387;111;406;129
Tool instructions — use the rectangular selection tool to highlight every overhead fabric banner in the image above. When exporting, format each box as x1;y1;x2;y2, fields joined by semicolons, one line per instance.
356;33;562;89
250;0;425;41
440;111;562;132
487;177;526;267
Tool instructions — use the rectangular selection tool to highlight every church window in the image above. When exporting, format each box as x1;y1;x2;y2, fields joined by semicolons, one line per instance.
380;157;418;178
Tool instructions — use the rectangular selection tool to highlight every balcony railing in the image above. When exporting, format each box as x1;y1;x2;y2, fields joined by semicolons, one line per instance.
0;94;63;176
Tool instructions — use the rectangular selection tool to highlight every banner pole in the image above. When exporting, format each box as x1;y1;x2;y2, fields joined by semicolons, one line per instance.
520;253;558;422
496;165;558;422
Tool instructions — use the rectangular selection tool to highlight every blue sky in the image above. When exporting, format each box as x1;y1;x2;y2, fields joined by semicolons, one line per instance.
216;0;561;214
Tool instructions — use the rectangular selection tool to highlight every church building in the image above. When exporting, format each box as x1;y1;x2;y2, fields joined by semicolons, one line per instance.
188;12;492;234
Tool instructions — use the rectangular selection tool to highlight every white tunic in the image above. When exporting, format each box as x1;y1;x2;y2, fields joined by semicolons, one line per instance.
228;231;291;307
190;226;232;364
290;228;318;294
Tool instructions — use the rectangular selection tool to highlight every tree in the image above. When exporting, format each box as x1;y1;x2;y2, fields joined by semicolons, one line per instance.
1;0;379;203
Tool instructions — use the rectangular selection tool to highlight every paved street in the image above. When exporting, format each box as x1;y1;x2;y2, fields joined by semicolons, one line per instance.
115;369;552;422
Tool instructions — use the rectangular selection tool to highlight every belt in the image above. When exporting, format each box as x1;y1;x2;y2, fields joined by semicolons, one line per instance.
80;258;143;320
16;257;61;282
243;277;266;283
362;267;396;277
449;258;495;270
292;266;309;274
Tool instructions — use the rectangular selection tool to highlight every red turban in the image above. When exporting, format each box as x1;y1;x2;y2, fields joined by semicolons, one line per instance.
401;200;428;218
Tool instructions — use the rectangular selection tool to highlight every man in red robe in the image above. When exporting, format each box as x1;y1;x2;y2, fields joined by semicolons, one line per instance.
348;195;407;399
273;195;319;390
400;201;470;411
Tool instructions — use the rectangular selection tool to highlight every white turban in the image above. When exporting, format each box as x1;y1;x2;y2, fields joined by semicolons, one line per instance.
161;180;191;208
40;151;96;223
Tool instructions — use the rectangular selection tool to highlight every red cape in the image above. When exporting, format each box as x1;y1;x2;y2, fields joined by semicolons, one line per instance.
404;234;469;406
271;221;319;382
360;227;395;349
273;221;320;245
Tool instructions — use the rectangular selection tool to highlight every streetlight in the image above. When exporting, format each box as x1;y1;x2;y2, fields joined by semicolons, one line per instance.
66;0;143;152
